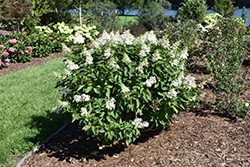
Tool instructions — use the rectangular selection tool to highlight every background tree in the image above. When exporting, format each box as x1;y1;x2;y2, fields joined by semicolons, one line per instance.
0;0;32;33
176;0;208;23
241;6;249;24
212;0;238;17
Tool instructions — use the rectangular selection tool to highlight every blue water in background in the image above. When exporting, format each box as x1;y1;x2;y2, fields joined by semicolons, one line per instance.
122;8;250;25
67;8;250;25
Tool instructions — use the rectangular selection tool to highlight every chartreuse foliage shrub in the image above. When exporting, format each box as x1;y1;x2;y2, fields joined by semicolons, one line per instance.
203;13;223;26
176;0;207;23
55;30;202;146
52;22;99;46
197;17;250;118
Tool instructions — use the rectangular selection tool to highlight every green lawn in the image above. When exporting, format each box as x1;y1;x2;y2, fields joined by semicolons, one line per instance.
0;57;71;167
117;15;138;30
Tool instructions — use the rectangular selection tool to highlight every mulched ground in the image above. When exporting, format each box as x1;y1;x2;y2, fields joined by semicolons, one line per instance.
1;29;250;167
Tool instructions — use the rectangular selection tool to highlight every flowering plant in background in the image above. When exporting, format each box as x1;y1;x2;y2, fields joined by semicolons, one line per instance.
0;35;32;63
56;30;202;146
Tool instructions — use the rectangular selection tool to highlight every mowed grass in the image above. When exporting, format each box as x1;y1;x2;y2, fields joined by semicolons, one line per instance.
117;15;138;30
0;58;71;167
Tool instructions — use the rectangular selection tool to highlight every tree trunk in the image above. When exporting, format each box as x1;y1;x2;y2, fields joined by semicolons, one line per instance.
79;0;82;26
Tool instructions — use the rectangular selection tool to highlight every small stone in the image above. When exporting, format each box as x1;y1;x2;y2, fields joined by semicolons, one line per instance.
91;151;99;155
131;158;134;162
113;154;119;158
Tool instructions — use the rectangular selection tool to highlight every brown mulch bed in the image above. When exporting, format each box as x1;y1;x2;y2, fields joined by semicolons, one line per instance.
1;29;250;166
19;62;250;167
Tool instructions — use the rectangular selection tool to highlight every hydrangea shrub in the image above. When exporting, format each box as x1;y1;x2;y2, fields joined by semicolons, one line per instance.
56;30;202;146
53;22;99;46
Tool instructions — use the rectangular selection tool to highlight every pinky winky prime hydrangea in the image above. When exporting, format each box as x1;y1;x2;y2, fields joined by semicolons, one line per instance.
56;30;202;146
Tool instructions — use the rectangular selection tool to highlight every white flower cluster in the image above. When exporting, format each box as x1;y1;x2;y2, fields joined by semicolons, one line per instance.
73;31;85;44
65;60;79;71
197;24;208;32
106;98;116;110
59;100;69;107
121;84;130;97
132;118;149;129
152;50;162;62
81;48;94;65
97;31;111;46
136;58;149;73
120;30;135;45
170;59;179;67
104;47;111;58
80;107;90;116
109;31;122;46
139;50;147;58
159;35;170;49
122;53;131;63
144;76;157;88
179;47;188;59
60;87;71;97
108;57;120;70
183;75;196;90
141;43;150;54
138;31;158;45
171;74;184;87
73;94;90;102
62;43;71;54
167;88;178;99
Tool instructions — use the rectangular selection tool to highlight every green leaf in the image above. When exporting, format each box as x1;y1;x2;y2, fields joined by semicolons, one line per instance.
83;125;91;131
94;87;101;94
85;86;93;93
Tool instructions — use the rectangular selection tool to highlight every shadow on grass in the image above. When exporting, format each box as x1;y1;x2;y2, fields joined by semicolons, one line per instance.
24;110;72;147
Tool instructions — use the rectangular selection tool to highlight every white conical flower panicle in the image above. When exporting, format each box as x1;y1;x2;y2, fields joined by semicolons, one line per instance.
170;59;179;67
144;76;157;88
62;43;71;53
159;35;170;49
97;30;111;46
104;47;111;58
80;107;90;116
152;50;162;62
145;31;158;44
121;84;130;94
179;47;188;59
106;98;116;110
65;60;79;71
122;53;131;63
121;30;135;45
183;75;196;90
108;57;120;70
73;31;85;44
141;43;150;53
73;94;91;102
167;88;178;99
81;48;94;65
136;58;149;73
139;50;147;58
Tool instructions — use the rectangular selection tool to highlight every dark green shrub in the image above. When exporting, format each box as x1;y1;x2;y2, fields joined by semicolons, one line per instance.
136;1;168;30
176;0;207;23
212;0;238;17
198;17;249;118
85;1;119;33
